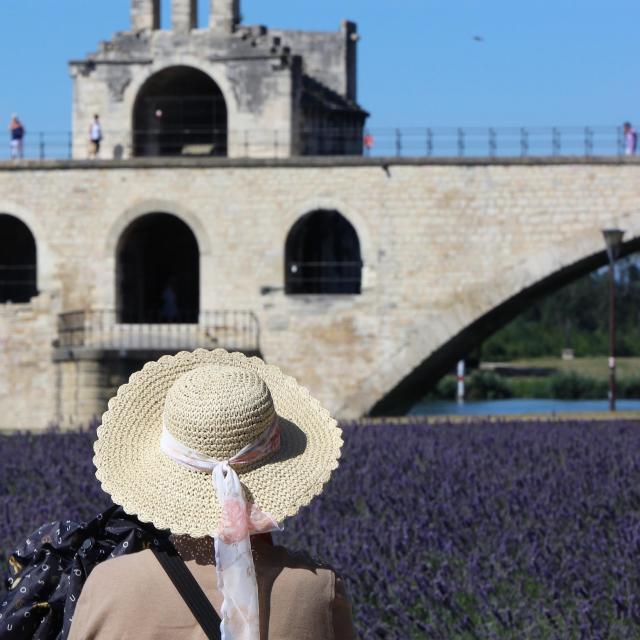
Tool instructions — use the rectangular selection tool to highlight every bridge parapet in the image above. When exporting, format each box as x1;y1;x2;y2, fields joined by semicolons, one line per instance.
52;309;260;428
54;309;260;358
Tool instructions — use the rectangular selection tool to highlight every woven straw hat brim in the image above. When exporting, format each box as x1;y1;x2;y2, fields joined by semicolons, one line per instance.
94;349;343;538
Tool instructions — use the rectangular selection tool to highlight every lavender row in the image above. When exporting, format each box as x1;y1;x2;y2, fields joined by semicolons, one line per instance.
2;420;640;638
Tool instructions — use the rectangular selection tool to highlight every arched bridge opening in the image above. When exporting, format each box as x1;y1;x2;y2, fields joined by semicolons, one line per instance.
370;237;640;416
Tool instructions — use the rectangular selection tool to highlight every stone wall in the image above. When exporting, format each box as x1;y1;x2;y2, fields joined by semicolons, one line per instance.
268;22;357;99
0;293;59;430
1;157;639;430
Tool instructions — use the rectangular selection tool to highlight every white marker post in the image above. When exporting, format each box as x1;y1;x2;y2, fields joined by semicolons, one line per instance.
456;360;465;404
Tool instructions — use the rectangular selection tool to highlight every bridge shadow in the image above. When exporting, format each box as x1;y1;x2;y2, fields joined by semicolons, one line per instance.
370;237;640;416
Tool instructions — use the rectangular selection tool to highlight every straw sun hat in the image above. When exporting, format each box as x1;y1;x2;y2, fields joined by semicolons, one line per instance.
94;348;343;537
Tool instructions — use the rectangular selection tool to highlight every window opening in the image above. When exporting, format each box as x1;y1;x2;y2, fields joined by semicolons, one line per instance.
116;212;199;323
285;210;362;294
197;0;210;28
0;214;37;303
160;0;172;29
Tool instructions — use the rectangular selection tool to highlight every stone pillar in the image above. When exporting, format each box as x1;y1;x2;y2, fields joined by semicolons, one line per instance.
131;0;160;31
342;21;358;102
173;0;198;32
55;357;107;430
211;0;240;32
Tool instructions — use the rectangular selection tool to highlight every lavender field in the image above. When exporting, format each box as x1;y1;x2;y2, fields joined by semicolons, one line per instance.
3;419;640;639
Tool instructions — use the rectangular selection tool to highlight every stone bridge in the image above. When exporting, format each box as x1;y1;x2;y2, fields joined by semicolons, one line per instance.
1;156;639;430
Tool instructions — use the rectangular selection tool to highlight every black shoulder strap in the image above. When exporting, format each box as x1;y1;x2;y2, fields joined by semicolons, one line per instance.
151;546;222;640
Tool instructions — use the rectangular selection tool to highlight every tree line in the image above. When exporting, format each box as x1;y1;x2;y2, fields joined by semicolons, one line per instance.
481;254;640;360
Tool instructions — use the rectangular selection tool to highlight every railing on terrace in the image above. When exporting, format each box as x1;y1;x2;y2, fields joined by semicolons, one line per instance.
56;309;260;353
285;260;363;295
0;126;636;160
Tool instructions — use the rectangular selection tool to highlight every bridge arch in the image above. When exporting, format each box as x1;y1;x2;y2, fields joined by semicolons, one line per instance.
285;209;363;294
370;231;640;415
0;213;38;303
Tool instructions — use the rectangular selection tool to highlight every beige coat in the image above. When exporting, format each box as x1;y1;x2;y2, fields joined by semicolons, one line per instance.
68;540;355;640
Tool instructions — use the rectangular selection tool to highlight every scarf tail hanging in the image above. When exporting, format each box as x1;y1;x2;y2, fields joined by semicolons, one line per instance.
161;419;283;640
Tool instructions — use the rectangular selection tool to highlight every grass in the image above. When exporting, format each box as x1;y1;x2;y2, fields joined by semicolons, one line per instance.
428;358;640;402
491;356;640;381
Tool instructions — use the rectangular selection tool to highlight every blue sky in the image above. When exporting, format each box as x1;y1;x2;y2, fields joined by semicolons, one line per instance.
1;0;638;132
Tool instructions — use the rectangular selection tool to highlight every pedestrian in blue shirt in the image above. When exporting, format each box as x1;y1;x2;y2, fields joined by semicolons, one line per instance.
9;115;25;159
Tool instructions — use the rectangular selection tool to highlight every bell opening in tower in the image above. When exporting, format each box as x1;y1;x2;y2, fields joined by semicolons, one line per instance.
133;66;228;157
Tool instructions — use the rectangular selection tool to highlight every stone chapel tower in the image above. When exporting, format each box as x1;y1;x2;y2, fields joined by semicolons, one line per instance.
69;0;367;159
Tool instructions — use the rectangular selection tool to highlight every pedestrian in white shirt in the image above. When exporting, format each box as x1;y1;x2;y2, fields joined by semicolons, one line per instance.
89;114;103;158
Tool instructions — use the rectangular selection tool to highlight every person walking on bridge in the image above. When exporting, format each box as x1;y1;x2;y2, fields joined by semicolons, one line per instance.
624;122;637;156
8;115;25;159
68;349;355;640
89;114;103;158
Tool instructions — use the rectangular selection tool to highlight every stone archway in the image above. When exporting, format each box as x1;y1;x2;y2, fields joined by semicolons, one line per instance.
133;66;228;157
0;213;37;303
116;212;200;323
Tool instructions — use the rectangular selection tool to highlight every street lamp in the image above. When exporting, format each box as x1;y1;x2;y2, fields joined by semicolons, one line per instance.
602;228;625;411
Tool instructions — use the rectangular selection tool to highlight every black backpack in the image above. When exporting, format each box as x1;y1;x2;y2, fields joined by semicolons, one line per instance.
0;505;171;640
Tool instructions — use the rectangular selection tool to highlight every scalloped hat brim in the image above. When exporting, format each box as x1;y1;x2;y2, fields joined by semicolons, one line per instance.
93;349;343;537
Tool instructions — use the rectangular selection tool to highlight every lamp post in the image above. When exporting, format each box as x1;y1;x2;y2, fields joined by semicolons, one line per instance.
602;228;625;411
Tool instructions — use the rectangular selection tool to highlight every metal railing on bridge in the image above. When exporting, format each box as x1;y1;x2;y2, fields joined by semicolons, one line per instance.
56;309;260;354
366;126;632;158
1;126;636;161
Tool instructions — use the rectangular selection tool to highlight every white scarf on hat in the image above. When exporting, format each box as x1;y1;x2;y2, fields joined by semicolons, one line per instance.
160;417;282;640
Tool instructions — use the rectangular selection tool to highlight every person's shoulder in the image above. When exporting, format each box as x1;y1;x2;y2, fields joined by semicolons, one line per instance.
256;542;338;597
256;543;356;637
258;542;334;572
87;548;160;587
70;550;168;639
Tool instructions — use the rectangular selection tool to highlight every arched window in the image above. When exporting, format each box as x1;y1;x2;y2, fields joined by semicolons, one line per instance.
285;210;362;294
133;66;228;157
116;213;199;323
0;214;37;303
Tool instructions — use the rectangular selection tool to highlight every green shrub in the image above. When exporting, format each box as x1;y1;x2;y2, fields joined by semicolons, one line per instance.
508;377;552;399
467;370;512;400
618;377;640;399
428;371;640;402
548;372;607;400
434;375;457;400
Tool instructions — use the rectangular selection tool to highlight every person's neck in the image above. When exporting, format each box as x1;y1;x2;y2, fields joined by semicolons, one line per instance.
170;534;215;564
169;533;274;565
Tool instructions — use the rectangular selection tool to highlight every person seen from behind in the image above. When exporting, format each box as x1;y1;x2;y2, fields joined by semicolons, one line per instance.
9;115;25;159
624;121;637;156
68;349;355;639
89;114;103;158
